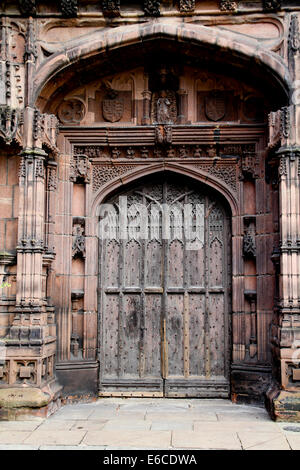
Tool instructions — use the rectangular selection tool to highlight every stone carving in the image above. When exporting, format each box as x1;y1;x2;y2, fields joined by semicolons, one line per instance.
193;163;237;192
102;90;124;123
281;106;290;139
152;90;177;124
47;165;58;191
15;360;37;384
72;221;86;259
289;14;300;54
241;149;259;179
93;164;138;192
268;110;281;149
0;106;20;144
0;361;9;384
243;230;256;258
205;91;226;122
18;0;36;16
58;99;85;124
25;17;38;63
102;0;121;17
180;0;195;12
144;1;161;16
60;0;78;18
263;0;281;11
219;1;237;11
35;156;45;179
155;125;173;145
70;154;91;183
74;144;251;161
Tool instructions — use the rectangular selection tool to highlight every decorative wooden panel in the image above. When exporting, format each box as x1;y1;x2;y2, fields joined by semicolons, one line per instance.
99;175;231;397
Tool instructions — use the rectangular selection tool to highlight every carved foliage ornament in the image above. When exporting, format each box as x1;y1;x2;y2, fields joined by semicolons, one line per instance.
144;0;161;16
219;1;237;11
0;106;20;144
281;106;291;140
180;0;195;12
70;154;91;183
60;0;78;18
289;14;300;54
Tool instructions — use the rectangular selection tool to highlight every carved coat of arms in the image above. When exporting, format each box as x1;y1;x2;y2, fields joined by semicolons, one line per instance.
102;91;124;123
205;91;226;122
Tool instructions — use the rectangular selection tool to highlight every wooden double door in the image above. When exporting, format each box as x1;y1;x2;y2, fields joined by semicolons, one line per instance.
99;174;231;397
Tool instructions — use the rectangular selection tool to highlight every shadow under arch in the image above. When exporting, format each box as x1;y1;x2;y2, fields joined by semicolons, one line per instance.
35;21;290;110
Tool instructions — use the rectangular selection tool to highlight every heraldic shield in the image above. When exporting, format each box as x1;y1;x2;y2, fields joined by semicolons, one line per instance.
205;91;226;122
102;97;124;122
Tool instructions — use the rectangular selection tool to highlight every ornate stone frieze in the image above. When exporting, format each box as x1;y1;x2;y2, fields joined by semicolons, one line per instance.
60;0;78;18
179;0;195;12
18;0;36;16
74;143;253;161
219;1;237;11
92;164;137;192
101;0;121;17
17;237;44;253
193;163;238;193
144;1;161;17
70;154;91;183
289;14;300;54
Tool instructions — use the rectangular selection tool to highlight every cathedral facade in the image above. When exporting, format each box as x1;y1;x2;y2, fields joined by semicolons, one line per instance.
0;0;299;421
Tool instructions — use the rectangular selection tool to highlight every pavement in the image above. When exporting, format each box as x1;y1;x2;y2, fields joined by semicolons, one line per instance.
0;398;299;450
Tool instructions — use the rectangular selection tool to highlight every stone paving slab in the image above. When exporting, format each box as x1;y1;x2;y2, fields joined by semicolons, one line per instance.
237;431;291;450
172;430;242;450
24;430;87;446
0;399;299;450
102;420;151;431
0;420;42;431
70;420;108;431
0;444;40;450
193;420;282;433
150;421;193;431
82;430;172;448
284;435;300;450
0;431;32;444
36;420;78;430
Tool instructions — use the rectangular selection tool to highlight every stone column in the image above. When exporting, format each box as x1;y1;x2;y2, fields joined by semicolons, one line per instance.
0;107;61;419
267;13;300;420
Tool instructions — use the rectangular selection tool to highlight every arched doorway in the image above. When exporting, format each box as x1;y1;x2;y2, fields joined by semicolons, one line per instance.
98;173;231;397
